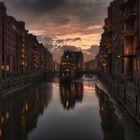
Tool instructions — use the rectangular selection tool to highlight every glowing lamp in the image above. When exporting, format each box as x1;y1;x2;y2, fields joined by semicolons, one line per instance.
6;65;10;72
1;65;4;70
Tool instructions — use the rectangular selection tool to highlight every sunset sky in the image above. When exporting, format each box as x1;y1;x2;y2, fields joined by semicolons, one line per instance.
3;0;112;62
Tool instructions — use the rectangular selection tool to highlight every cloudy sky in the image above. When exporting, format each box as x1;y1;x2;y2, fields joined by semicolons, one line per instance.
3;0;112;62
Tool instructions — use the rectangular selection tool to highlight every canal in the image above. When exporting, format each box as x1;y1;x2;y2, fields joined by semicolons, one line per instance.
0;75;139;140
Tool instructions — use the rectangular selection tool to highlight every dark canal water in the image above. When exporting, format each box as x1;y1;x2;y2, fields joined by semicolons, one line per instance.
0;75;126;140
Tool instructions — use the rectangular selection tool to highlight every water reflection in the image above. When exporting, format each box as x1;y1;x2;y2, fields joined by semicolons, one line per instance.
0;76;129;140
0;82;52;140
60;81;83;110
95;85;125;140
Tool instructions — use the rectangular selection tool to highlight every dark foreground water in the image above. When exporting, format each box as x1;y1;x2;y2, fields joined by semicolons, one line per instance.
0;75;126;140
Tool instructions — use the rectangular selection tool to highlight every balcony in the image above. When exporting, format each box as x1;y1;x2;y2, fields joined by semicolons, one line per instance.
122;9;136;22
120;47;136;58
122;26;136;37
123;31;135;37
120;53;135;58
104;30;112;40
120;0;129;10
103;25;111;30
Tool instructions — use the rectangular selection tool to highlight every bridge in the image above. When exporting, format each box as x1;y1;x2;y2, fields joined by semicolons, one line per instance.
78;71;99;75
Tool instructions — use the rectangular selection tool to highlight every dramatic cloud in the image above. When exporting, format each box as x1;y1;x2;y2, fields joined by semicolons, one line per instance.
37;35;55;49
56;37;81;44
52;45;81;62
65;38;81;42
3;0;112;61
52;45;98;62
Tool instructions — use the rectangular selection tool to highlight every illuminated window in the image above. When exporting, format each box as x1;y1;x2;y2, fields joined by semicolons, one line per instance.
25;103;28;111
22;61;25;66
12;24;16;30
1;65;5;70
1;116;4;123
22;48;25;53
6;112;10;120
6;65;10;72
21;54;25;58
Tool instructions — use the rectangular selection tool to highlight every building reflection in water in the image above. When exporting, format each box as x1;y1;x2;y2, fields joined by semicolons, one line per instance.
95;85;125;140
0;82;52;140
44;73;59;83
60;81;84;110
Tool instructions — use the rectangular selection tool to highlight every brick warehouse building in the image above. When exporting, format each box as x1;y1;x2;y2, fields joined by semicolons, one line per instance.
0;2;54;88
96;0;140;123
60;51;84;81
